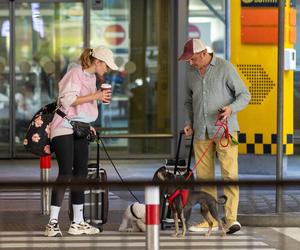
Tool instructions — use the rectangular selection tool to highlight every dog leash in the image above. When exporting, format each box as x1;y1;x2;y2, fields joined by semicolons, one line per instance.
97;136;141;203
185;113;230;181
167;114;230;206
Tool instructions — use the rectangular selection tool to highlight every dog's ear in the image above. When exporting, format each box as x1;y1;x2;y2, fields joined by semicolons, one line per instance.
158;166;166;173
152;166;166;181
157;171;165;181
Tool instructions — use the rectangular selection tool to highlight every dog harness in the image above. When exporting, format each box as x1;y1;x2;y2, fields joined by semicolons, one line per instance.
130;203;142;220
167;189;189;208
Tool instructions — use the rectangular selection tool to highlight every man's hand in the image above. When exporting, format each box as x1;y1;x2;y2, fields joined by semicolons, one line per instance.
184;124;193;136
219;106;232;121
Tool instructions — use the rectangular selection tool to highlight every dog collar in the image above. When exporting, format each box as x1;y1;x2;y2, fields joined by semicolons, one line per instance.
130;203;142;220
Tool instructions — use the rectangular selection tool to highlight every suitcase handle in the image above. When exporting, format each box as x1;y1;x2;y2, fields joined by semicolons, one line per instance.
174;131;184;174
174;130;194;174
96;132;100;179
187;132;194;171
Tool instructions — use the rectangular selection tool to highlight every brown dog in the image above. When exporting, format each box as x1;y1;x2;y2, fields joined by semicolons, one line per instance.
155;166;227;237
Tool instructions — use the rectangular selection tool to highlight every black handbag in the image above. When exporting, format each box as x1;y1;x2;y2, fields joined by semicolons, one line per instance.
55;109;91;139
69;120;91;139
23;102;58;156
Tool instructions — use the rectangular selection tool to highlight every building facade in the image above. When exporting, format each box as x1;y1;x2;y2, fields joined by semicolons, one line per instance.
0;0;299;160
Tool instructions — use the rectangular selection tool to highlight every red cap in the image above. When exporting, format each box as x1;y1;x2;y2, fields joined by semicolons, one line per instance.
178;38;206;61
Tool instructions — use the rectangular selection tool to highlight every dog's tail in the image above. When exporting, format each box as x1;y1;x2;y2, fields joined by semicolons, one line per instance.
216;195;227;205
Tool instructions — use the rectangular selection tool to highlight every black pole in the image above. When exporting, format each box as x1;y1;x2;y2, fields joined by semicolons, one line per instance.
276;0;285;214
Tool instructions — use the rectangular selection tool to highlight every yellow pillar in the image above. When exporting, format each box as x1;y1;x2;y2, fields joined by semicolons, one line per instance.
231;0;295;155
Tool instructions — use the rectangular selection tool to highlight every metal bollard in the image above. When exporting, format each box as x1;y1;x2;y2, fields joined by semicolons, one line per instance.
40;155;51;215
145;186;160;250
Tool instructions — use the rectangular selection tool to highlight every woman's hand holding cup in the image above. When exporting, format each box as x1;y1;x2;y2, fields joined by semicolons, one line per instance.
100;83;112;104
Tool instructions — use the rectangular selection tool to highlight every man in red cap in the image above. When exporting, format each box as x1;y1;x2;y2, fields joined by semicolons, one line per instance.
179;38;251;234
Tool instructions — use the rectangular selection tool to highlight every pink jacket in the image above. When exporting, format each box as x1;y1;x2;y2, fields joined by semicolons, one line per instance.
50;65;98;139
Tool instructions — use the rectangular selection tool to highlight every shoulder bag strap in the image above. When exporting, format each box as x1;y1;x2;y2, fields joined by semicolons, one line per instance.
56;108;68;119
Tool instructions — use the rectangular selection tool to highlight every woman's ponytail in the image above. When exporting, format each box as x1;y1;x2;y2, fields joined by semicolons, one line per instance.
79;48;94;69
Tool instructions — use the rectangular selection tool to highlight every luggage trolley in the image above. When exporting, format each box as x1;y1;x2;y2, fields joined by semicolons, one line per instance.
159;130;194;230
69;133;109;232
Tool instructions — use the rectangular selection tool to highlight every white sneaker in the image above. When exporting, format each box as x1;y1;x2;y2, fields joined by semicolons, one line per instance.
44;219;62;237
226;221;241;234
188;221;218;232
68;221;100;235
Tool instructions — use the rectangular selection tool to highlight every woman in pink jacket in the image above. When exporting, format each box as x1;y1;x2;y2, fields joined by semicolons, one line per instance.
44;46;118;237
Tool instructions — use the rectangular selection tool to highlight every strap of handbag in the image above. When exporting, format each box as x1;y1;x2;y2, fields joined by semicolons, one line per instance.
55;98;69;120
55;102;89;126
56;108;67;119
55;105;80;124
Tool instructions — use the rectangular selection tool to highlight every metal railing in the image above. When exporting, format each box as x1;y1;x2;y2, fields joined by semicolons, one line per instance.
0;178;300;249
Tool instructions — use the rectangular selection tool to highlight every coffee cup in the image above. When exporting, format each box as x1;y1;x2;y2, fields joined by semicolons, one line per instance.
101;83;112;104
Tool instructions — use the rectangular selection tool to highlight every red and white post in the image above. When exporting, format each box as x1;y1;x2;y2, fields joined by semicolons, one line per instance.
40;155;51;215
145;186;160;250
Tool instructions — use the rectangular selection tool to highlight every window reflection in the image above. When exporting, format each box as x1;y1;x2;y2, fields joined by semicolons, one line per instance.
4;0;171;157
91;0;171;155
0;2;10;155
14;2;84;150
188;0;226;58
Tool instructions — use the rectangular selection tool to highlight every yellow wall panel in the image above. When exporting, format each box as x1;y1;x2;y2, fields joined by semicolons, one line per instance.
231;1;294;155
255;144;264;155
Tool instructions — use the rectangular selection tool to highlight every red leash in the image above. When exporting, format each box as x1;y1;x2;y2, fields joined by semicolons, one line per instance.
167;114;230;206
185;113;230;181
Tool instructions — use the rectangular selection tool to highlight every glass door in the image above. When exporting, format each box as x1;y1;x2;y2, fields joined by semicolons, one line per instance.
2;0;173;158
0;2;10;156
90;0;172;157
14;1;84;156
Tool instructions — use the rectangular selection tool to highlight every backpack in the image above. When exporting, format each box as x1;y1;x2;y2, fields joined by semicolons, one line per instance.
23;102;58;156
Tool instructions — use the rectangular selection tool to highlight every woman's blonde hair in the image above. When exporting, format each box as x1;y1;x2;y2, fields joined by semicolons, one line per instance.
79;48;96;69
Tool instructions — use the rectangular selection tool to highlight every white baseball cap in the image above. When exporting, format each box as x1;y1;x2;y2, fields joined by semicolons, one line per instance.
178;38;207;61
91;46;118;70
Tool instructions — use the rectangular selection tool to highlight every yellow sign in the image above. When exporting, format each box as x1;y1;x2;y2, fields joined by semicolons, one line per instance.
232;0;294;155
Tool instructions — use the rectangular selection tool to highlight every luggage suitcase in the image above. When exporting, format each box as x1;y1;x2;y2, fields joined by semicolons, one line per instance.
159;130;194;230
69;133;109;232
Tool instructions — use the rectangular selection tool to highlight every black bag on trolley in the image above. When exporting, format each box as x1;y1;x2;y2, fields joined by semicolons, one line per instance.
153;130;194;230
69;133;109;232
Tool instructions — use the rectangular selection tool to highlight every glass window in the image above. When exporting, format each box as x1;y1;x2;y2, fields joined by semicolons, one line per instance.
90;0;171;157
3;0;172;158
0;2;10;156
188;0;226;58
14;2;84;154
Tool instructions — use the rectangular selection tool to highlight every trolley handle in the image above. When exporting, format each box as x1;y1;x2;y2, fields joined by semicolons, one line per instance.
95;131;100;179
174;130;194;174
